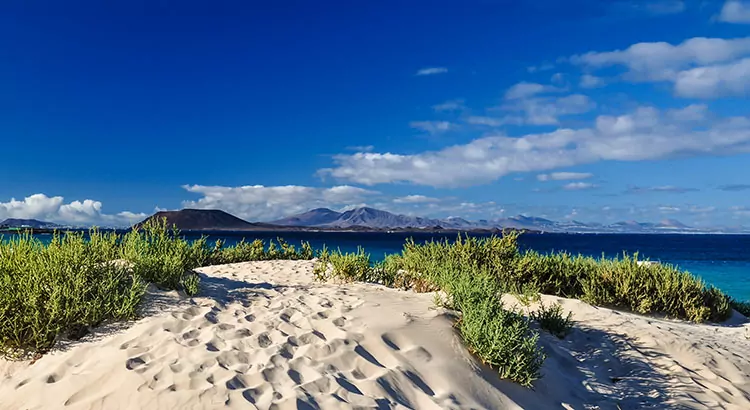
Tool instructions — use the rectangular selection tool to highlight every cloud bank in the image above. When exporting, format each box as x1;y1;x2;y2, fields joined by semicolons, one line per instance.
0;194;146;226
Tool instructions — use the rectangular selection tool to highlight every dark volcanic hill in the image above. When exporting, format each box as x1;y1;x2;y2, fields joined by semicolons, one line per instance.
0;218;60;228
135;209;269;231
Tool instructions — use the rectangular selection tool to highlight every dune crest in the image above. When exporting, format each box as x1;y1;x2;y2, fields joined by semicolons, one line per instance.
1;260;749;409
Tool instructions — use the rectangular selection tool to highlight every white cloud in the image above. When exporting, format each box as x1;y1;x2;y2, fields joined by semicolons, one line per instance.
659;206;681;213
667;104;708;122
673;58;750;98
0;194;145;226
689;206;716;213
537;172;594;181
731;206;750;216
59;200;104;223
501;94;596;125
416;67;448;76
572;37;750;80
580;74;605;88
550;72;565;84
409;121;455;134
499;83;595;125
319;105;750;187
563;182;597;191
505;82;562;99
432;99;465;112
719;1;750;23
182;184;379;221
393;195;441;204
571;36;750;98
467;116;506;127
346;145;375;152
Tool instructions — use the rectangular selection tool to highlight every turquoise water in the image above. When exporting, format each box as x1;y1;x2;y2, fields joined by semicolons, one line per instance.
8;231;750;301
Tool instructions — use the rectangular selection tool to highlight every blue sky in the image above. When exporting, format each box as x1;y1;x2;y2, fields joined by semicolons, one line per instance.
2;0;750;227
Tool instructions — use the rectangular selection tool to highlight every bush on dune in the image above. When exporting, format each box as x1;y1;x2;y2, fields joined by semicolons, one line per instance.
313;230;745;387
386;231;734;322
314;238;545;387
208;237;315;265
0;218;317;357
121;219;208;295
0;231;146;358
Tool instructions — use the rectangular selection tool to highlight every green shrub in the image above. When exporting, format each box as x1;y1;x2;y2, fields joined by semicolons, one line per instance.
313;246;372;283
209;238;315;265
579;255;732;322
0;231;145;357
121;219;207;295
0;219;319;358
313;246;545;387
445;267;544;387
390;233;736;323
530;302;573;339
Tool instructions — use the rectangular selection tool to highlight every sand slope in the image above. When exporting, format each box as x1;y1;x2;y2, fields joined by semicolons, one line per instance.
1;260;749;409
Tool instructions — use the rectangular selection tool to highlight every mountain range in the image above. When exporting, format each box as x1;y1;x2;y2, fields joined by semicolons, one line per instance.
271;207;739;234
0;218;62;229
1;208;744;233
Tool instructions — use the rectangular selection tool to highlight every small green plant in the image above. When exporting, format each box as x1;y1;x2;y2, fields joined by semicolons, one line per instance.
451;270;545;387
514;283;542;307
313;246;372;283
530;302;574;339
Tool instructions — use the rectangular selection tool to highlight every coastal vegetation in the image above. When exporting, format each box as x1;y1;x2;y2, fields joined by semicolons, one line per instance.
313;231;741;386
1;224;746;388
0;219;316;358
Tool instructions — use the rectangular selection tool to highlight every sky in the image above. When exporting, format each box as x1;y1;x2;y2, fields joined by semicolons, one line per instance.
2;0;750;227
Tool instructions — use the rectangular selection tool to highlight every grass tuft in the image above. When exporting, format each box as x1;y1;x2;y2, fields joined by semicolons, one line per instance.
530;302;574;339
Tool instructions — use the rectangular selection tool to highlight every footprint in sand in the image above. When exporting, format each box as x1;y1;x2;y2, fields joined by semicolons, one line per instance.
257;332;273;348
182;329;200;340
125;355;151;371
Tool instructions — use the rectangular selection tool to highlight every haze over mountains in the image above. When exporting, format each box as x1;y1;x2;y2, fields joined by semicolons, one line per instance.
2;208;744;233
271;207;733;233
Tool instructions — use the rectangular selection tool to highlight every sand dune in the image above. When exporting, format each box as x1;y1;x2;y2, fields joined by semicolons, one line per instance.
1;260;749;409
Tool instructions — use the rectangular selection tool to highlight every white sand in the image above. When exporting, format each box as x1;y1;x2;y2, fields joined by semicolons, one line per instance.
1;260;749;409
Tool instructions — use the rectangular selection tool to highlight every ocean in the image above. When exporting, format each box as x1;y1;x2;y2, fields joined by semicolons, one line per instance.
10;231;750;301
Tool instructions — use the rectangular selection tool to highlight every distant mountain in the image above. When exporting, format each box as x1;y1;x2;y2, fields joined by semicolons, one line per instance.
499;215;556;230
658;219;690;229
135;209;272;231
271;208;343;226
272;206;728;234
333;207;442;228
0;218;60;229
273;207;443;229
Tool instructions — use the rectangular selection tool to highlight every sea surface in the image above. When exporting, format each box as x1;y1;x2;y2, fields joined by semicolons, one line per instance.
8;231;750;301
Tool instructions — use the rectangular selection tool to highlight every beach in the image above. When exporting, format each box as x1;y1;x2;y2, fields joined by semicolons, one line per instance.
1;259;749;409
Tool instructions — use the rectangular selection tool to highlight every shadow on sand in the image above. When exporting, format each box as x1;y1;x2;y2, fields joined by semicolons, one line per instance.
468;324;681;410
